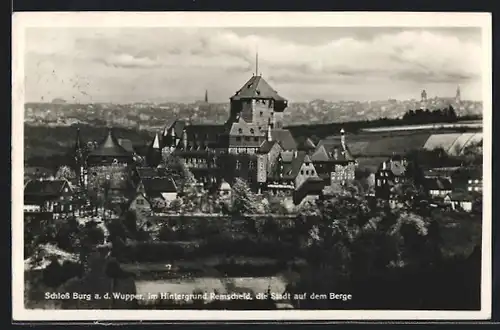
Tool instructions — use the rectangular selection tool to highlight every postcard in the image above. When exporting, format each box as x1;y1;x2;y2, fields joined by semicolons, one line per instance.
12;11;492;321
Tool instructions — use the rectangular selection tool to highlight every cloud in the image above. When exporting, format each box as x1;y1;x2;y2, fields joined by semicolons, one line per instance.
24;27;483;102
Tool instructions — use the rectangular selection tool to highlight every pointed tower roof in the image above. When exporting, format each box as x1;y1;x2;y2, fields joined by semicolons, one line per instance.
88;128;131;157
230;75;286;102
297;137;316;151
151;133;160;149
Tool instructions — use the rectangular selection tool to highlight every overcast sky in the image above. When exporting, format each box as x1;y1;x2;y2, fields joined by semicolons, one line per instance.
24;27;483;103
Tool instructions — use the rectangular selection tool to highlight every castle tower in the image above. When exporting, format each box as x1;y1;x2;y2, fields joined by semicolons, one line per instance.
228;51;288;130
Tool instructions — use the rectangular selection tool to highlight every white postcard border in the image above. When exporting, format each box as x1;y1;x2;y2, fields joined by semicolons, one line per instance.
12;11;493;321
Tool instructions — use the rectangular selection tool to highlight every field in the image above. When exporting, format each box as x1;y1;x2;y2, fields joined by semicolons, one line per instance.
361;120;482;132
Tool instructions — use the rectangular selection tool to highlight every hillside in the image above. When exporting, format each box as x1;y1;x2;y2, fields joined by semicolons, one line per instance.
24;98;482;131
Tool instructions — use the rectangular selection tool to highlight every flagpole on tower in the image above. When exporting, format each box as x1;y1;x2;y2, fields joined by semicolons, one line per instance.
255;48;259;76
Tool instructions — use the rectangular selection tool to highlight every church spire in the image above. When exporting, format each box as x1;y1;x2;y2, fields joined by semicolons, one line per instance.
204;89;208;103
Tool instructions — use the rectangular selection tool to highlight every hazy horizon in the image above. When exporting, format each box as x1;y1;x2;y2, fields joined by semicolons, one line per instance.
25;27;483;104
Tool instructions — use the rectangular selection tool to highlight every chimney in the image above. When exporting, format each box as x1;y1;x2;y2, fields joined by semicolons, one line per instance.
267;118;272;142
170;126;176;147
333;148;339;160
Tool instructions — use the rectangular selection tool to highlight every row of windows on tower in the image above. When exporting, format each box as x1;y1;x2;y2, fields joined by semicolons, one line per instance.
231;147;259;154
236;136;260;142
300;169;316;176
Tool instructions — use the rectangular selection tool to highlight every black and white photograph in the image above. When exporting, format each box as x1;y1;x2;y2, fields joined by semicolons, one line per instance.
12;12;492;321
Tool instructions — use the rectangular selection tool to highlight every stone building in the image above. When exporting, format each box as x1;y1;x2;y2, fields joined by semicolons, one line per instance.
310;129;357;186
374;155;408;200
156;69;295;191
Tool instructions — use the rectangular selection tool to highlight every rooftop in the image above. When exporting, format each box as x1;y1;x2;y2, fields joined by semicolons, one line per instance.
230;75;286;102
88;129;132;158
24;179;70;197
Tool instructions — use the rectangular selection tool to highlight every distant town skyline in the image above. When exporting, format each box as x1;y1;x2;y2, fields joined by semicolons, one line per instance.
25;27;483;103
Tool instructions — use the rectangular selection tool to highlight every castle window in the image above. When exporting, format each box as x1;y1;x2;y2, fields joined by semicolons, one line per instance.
238;128;243;134
260;111;263;117
236;160;241;170
250;128;255;134
305;170;309;175
245;137;250;141
236;136;241;142
301;170;304;175
254;137;259;142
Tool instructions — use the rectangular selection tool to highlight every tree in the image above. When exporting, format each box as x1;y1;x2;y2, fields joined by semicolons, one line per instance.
167;198;183;213
55;165;76;181
231;178;262;215
462;141;483;167
150;197;167;212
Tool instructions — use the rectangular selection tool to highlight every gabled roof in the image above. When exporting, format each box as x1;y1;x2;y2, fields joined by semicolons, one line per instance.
311;143;354;162
424;177;453;191
258;140;281;154
281;151;307;179
142;177;177;194
24;179;70;197
293;177;325;205
88;129;131;158
449;191;475;202
164;120;187;139
311;145;330;162
136;167;163;179
229;117;260;136
118;138;135;154
280;151;295;163
270;129;297;151
296;137;316;151
230;75;286;102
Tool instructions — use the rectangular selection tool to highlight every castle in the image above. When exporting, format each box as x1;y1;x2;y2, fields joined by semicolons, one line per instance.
70;56;358;205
